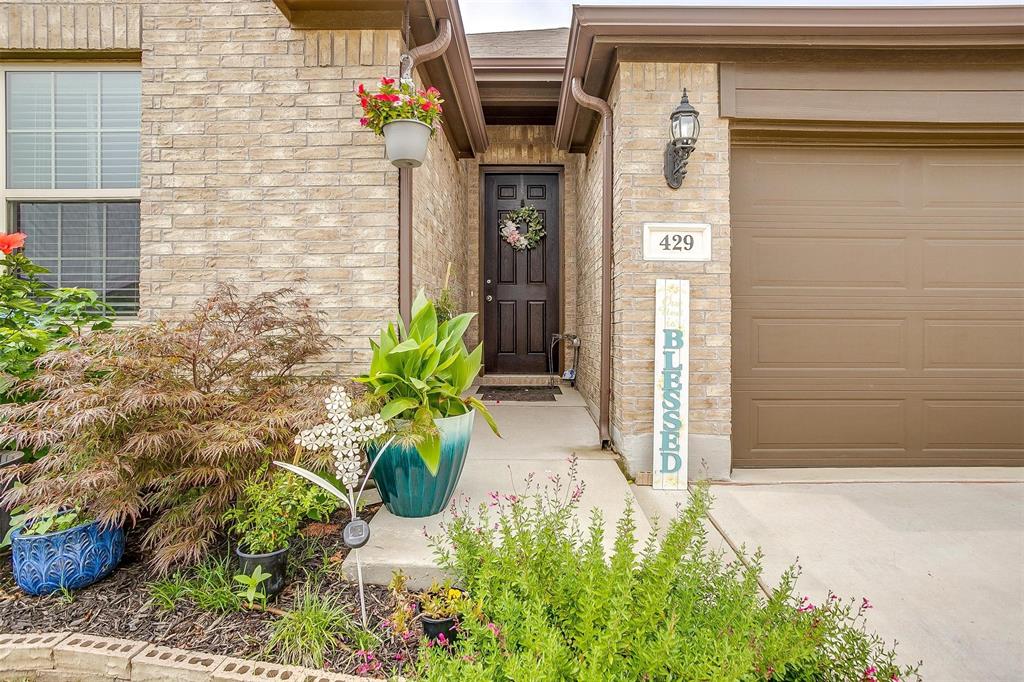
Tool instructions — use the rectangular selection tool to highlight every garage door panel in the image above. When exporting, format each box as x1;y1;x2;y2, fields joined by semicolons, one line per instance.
923;320;1024;370
922;238;1024;289
924;401;1024;449
922;152;1024;210
743;317;908;370
732;145;1024;468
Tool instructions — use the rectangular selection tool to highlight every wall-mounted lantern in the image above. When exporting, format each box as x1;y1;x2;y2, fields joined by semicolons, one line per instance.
663;89;700;189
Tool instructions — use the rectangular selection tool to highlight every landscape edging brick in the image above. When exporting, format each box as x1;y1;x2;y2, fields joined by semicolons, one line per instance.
0;632;371;682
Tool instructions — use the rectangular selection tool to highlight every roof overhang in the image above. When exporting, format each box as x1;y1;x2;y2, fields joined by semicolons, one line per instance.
273;0;488;156
473;56;564;125
554;5;1024;152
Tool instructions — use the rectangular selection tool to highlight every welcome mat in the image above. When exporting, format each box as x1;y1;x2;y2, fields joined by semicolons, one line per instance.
476;385;562;402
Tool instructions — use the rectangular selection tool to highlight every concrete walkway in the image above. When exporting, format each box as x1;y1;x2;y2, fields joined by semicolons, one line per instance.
637;474;1024;681
347;388;649;588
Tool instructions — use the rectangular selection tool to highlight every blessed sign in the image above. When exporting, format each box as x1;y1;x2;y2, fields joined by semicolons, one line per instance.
653;279;689;490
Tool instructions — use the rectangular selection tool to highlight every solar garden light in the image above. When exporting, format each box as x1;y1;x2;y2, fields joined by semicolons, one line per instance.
664;89;701;189
276;385;393;629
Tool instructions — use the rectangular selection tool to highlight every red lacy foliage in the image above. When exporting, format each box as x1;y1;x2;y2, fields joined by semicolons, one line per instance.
0;287;339;573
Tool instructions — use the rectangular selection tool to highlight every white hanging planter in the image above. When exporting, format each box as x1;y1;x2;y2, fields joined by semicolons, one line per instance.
382;119;433;168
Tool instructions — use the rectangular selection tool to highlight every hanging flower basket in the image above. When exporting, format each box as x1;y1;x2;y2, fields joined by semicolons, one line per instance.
500;205;546;251
358;77;444;169
382;119;433;169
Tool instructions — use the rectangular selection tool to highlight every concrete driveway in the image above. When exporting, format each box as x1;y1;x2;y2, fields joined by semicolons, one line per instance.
685;473;1024;681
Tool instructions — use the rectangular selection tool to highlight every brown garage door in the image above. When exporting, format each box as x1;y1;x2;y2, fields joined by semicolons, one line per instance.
732;145;1024;467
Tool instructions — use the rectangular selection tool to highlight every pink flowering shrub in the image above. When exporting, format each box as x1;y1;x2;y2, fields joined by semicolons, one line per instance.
357;77;444;136
415;458;921;681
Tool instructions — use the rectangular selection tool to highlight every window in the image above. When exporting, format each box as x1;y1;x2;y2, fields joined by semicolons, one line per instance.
3;68;141;315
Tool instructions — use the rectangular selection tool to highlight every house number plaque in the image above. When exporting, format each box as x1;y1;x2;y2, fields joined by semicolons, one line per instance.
643;223;711;262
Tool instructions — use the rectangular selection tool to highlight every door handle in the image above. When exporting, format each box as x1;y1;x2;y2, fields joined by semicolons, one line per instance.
485;295;494;302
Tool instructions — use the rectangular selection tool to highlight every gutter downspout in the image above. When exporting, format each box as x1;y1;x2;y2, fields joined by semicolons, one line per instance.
570;77;612;447
397;18;452;323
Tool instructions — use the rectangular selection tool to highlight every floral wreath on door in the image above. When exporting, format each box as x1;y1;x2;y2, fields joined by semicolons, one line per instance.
499;205;545;251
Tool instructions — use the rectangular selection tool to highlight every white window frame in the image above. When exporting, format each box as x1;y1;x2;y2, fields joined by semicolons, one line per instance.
2;62;143;316
0;62;142;230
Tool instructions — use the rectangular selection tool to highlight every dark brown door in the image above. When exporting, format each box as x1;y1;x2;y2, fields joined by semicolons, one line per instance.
483;172;560;374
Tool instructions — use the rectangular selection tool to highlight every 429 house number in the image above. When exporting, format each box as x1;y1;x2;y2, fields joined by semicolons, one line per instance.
643;223;712;262
659;233;695;252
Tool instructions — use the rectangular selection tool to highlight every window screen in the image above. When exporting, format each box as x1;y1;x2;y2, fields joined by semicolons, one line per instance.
14;202;140;314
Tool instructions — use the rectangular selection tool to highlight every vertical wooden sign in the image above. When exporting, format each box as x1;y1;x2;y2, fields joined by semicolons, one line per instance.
653;279;689;490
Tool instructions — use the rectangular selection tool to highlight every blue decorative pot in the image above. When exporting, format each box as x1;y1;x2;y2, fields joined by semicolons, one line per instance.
369;410;475;518
11;519;125;595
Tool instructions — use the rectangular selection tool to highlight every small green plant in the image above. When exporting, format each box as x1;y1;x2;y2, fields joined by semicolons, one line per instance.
415;459;921;681
56;585;75;605
357;290;499;474
18;507;86;537
434;263;457;324
267;584;361;668
148;556;241;613
233;566;271;608
223;470;337;555
418;579;465;619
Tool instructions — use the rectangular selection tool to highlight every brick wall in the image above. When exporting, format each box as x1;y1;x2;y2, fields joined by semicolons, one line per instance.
138;1;402;373
0;1;141;52
412;107;468;317
608;62;731;478
464;125;579;375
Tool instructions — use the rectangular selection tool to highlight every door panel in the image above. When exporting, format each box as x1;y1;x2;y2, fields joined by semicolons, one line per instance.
732;146;1024;467
483;172;560;373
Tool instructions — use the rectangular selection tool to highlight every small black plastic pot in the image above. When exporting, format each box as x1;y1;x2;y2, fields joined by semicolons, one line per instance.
0;451;25;543
235;545;288;597
421;614;459;646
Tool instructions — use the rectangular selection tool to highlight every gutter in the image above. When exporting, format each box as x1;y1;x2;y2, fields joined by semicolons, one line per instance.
397;18;452;323
570;77;613;447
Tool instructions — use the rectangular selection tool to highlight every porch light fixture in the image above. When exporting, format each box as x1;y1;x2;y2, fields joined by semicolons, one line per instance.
664;89;700;189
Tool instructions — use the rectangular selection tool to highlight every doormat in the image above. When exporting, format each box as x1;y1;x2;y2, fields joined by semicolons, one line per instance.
476;385;562;402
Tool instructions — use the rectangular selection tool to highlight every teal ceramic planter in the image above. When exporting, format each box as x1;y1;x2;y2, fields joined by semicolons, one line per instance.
369;410;475;518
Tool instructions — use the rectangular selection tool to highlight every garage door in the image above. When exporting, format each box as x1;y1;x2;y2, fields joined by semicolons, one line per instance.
732;146;1024;467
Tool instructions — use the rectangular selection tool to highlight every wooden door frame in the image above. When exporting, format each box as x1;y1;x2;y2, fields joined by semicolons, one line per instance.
478;164;565;376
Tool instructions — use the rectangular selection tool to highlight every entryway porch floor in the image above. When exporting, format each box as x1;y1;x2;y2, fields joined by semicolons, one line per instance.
344;387;649;589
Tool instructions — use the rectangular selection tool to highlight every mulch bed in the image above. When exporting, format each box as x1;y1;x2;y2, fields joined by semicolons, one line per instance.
0;504;417;677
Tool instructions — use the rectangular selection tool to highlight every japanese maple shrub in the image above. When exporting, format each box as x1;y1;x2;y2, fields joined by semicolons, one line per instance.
0;287;333;572
415;464;921;681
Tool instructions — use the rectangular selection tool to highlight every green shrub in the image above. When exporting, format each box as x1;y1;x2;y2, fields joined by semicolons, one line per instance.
224;470;338;555
149;556;241;613
415;462;920;682
0;243;113;399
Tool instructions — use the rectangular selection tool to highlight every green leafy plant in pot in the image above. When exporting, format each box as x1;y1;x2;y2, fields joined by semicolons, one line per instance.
357;290;499;517
223;470;336;597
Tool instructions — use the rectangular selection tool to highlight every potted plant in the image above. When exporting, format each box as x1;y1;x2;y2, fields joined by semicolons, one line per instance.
418;579;466;646
224;470;334;597
10;506;124;595
357;290;499;518
358;77;444;168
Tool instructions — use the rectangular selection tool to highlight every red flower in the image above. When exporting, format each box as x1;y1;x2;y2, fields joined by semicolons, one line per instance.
357;83;366;95
359;117;369;127
360;97;369;109
380;77;395;86
374;93;399;103
0;231;26;255
426;86;440;96
420;102;433;112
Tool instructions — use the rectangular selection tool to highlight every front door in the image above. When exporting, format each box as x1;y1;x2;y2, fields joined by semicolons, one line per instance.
483;171;560;374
